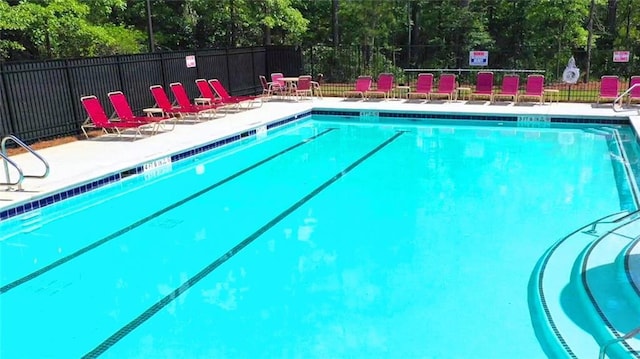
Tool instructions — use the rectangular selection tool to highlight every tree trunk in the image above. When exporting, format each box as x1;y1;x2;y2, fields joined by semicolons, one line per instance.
263;0;271;45
409;0;419;66
585;0;596;83
607;0;618;39
332;0;339;45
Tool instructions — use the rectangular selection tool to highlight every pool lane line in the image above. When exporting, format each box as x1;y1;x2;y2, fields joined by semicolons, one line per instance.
0;128;337;295
82;131;405;358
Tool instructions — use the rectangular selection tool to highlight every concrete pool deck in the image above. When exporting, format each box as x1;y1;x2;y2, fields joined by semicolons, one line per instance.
1;97;638;210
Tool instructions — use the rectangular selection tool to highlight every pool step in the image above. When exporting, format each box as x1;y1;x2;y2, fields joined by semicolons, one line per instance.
529;211;637;359
19;210;42;233
576;218;640;359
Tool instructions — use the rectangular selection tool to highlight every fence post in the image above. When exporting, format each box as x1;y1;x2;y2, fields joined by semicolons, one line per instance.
63;59;81;133
0;63;17;136
225;47;232;92
160;52;167;88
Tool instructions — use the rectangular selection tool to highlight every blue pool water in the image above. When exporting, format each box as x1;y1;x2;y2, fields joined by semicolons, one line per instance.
0;116;635;358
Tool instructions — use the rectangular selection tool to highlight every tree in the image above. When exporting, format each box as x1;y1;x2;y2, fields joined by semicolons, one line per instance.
0;0;144;60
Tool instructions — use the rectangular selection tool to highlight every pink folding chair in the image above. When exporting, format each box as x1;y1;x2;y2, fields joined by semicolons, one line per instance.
366;73;394;99
169;82;224;121
407;73;433;100
208;79;262;108
107;91;176;131
80;95;154;139
519;75;545;104
344;76;372;99
470;72;494;101
429;74;457;101
597;76;620;104
492;75;519;103
271;72;286;87
291;75;313;100
627;76;640;105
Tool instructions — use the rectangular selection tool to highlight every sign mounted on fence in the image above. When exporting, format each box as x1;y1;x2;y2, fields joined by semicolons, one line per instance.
185;55;197;68
613;51;630;63
469;51;489;66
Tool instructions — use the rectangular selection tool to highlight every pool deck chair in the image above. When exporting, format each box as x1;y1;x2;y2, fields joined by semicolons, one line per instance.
107;91;176;132
469;72;494;102
80;95;154;140
259;75;284;100
492;75;520;103
344;76;372;99
627;76;640;105
597;76;620;104
208;79;262;109
169;82;225;121
518;75;545;104
149;85;194;121
291;75;314;100
365;73;394;100
429;74;456;101
407;73;433;100
195;79;227;107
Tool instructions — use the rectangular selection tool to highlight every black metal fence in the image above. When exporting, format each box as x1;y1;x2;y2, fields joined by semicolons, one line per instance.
0;46;302;143
302;45;639;102
2;43;638;144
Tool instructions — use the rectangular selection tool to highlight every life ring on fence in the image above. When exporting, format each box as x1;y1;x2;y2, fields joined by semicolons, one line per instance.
562;68;580;84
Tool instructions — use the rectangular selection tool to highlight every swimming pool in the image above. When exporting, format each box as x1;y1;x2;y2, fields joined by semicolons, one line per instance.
0;114;637;358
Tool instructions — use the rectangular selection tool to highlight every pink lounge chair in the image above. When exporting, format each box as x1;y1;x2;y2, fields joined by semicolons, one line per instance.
519;75;545;104
429;74;456;101
470;72;494;101
149;84;190;120
80;95;155;139
344;76;372;99
627;76;640;105
195;79;226;106
107;91;176;131
366;73;394;99
492;75;520;103
407;73;433;100
208;79;262;108
597;76;620;104
169;82;225;121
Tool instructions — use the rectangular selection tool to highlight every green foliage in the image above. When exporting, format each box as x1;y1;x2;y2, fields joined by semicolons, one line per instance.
0;0;144;60
1;0;640;84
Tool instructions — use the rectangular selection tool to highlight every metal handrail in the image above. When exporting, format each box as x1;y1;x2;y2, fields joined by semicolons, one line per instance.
0;151;24;187
1;135;50;191
599;326;640;359
613;83;640;111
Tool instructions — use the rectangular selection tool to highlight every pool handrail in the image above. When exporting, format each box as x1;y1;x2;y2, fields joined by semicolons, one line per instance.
0;151;23;188
598;325;640;359
613;83;640;111
1;135;50;191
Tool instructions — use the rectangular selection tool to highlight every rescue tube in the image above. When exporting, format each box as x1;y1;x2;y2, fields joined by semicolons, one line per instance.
562;68;580;84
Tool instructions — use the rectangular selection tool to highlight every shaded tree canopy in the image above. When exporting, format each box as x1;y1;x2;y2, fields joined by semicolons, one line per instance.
1;0;637;80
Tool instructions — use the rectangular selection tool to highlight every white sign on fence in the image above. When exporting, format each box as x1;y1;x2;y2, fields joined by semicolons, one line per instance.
469;51;489;66
185;55;197;68
613;51;630;63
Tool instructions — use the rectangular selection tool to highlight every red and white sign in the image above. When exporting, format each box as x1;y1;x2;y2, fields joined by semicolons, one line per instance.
185;55;197;68
613;51;630;63
469;51;489;66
